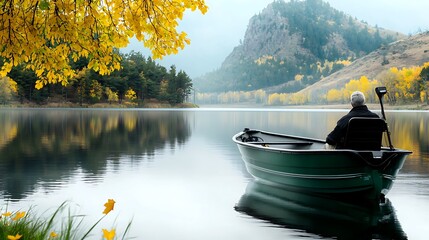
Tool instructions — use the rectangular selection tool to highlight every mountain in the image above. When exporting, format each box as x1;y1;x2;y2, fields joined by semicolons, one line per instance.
299;32;429;102
193;0;405;93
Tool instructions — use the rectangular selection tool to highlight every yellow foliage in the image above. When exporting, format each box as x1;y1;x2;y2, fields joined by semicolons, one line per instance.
125;88;137;101
0;0;208;89
421;91;427;103
288;92;307;105
344;76;379;102
279;93;288;104
376;63;429;103
89;80;103;100
314;59;350;74
326;89;343;103
255;55;275;65
294;74;304;81
391;65;421;101
266;92;309;105
327;76;379;104
8;78;18;93
105;87;119;103
217;91;241;103
196;90;268;105
336;59;352;66
267;93;281;105
0;77;17;102
254;89;266;103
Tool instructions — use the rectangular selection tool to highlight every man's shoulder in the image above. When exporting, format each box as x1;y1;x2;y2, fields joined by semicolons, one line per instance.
369;111;380;118
347;107;379;119
360;110;379;118
366;108;380;118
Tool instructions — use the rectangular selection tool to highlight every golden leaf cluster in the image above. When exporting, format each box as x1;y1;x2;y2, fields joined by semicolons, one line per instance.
0;0;207;89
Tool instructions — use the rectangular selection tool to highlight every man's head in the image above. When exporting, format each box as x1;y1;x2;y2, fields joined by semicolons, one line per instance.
350;91;365;107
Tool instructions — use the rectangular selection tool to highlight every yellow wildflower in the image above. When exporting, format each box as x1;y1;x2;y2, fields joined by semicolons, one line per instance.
50;231;58;238
7;234;22;240
2;212;11;217
102;228;116;240
102;199;116;215
12;211;26;221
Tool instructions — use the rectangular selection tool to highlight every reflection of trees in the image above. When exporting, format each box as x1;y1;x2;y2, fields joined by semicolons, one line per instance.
0;113;18;149
387;112;429;174
0;109;191;200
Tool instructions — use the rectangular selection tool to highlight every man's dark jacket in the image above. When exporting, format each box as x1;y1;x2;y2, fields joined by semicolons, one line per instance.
326;105;379;147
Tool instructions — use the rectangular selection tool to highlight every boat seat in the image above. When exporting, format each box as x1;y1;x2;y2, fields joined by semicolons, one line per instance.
343;117;387;150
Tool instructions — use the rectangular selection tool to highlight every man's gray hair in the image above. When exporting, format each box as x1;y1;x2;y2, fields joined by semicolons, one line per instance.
350;91;365;107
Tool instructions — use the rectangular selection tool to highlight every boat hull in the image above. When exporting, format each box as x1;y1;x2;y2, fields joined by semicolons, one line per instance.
233;129;411;200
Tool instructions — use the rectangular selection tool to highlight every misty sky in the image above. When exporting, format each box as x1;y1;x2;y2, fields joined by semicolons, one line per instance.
122;0;429;78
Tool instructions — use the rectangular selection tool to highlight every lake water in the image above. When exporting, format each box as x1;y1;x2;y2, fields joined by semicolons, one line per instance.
0;108;428;239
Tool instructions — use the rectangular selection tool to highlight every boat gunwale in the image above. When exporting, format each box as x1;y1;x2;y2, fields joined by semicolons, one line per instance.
232;129;412;155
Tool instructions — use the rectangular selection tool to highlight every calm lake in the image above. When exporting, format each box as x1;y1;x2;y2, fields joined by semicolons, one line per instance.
0;108;428;239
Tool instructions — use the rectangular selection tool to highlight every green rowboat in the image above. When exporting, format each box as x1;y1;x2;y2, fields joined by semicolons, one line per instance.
232;127;411;201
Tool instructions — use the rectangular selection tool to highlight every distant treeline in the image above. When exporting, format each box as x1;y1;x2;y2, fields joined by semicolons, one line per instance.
196;62;429;106
0;51;193;106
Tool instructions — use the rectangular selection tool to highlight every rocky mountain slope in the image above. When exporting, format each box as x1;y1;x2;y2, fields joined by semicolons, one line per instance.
194;0;405;93
299;32;429;99
222;0;402;69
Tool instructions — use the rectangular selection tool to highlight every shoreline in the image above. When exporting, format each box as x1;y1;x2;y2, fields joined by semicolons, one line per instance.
197;103;429;110
1;102;428;110
0;101;199;109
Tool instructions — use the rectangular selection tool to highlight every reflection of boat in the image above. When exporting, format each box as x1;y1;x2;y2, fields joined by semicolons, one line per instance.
235;181;407;239
232;127;411;201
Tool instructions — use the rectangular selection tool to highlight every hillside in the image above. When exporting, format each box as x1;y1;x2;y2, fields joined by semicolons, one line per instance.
299;32;429;102
193;0;405;93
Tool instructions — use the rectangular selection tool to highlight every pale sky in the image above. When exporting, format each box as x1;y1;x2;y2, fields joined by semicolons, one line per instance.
122;0;429;78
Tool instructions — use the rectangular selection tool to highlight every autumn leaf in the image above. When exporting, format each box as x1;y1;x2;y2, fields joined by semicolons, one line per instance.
103;199;116;214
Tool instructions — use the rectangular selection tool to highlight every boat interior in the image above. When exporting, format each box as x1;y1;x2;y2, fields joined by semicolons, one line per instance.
236;117;391;152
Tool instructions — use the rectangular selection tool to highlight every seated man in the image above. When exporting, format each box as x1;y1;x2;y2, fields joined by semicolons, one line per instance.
325;91;379;149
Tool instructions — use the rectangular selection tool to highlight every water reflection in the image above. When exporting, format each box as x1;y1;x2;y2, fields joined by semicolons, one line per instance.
235;181;407;240
386;111;429;174
0;109;191;200
0;108;427;239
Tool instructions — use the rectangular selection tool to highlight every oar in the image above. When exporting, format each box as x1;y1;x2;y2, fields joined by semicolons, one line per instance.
375;87;394;150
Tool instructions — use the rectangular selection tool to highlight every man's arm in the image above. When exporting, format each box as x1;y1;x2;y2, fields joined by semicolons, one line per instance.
326;116;349;146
